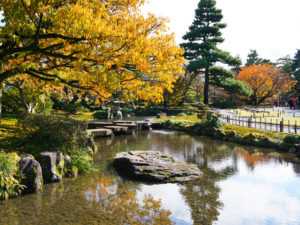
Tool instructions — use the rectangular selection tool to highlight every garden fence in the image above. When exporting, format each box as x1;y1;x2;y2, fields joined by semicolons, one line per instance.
221;114;300;134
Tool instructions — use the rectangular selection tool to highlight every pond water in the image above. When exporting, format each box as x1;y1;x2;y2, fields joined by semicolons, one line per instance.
1;130;300;225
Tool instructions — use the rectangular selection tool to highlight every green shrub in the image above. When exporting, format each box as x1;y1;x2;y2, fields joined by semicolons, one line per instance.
93;110;109;119
0;152;25;200
194;108;226;133
283;135;299;144
211;101;236;109
162;120;190;131
134;108;161;116
53;99;90;113
35;100;54;115
18;114;88;155
70;148;94;174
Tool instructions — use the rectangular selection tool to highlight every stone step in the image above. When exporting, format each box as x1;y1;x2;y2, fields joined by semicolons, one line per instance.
88;122;114;129
87;129;113;138
150;122;162;129
103;126;128;133
114;123;138;131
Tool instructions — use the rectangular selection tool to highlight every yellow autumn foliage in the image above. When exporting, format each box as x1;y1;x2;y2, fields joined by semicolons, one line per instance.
0;0;185;102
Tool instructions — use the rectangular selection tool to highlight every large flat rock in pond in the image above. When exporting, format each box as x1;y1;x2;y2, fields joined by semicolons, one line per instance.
113;151;201;183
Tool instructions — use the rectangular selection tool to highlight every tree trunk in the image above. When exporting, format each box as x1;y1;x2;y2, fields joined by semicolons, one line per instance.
204;67;209;105
0;82;3;125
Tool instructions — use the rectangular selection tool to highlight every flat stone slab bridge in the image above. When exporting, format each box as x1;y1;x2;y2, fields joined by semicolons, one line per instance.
87;120;162;138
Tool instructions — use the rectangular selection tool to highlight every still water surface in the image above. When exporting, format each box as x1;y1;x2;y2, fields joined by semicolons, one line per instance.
1;130;300;225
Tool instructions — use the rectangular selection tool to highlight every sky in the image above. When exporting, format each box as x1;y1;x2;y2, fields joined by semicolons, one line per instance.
141;0;300;64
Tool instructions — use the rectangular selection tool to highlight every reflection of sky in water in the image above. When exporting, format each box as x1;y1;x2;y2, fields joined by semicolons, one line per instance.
136;183;193;225
217;159;300;225
1;130;300;225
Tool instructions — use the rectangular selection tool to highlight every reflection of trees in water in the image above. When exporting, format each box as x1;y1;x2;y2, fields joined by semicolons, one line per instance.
236;147;282;170
180;138;238;225
84;176;174;224
0;175;173;225
293;163;300;175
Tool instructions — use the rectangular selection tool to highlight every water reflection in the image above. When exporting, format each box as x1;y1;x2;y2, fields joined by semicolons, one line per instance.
1;130;300;225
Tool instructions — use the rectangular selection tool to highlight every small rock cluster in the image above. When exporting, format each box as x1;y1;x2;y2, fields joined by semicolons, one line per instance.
18;151;79;193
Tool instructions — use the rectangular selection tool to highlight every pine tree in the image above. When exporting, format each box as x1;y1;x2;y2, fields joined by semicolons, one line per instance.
245;49;272;66
291;49;300;96
181;0;240;104
245;50;261;66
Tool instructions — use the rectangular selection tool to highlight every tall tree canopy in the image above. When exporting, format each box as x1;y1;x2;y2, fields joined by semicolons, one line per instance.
291;49;300;96
180;0;241;104
0;0;184;103
237;63;296;105
245;49;272;66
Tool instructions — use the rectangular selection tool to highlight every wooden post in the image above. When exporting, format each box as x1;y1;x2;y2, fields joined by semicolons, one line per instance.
260;117;262;129
265;118;267;130
280;119;284;132
248;118;252;128
271;119;273;132
239;116;241;126
276;119;278;132
288;120;290;133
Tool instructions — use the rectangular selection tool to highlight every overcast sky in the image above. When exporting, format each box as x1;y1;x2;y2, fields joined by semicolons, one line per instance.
142;0;300;64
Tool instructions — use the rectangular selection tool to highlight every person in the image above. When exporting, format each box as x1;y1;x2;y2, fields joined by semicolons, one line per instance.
292;98;297;110
288;98;293;109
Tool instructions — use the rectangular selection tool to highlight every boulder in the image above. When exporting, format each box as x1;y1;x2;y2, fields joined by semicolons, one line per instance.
19;156;43;192
225;131;237;138
63;155;78;178
40;152;64;183
113;151;201;183
65;166;78;178
257;138;275;148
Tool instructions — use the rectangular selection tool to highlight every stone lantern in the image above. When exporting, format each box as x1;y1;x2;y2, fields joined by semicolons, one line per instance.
110;100;124;120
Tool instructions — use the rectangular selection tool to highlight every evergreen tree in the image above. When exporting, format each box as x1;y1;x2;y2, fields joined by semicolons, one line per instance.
181;0;241;104
276;55;293;74
245;49;272;66
291;49;300;96
245;50;261;66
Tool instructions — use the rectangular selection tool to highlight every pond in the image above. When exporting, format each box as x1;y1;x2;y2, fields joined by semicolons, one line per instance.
1;130;300;224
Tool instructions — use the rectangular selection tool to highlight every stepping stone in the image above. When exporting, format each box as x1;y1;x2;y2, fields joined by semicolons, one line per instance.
104;126;128;133
88;122;114;129
87;128;113;138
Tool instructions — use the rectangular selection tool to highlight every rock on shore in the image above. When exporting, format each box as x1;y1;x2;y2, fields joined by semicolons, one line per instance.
113;151;201;183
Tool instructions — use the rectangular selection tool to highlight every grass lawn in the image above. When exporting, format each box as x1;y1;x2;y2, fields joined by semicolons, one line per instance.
0;116;21;151
227;109;284;118
252;117;300;125
154;115;200;125
51;110;94;120
222;124;298;140
154;115;299;141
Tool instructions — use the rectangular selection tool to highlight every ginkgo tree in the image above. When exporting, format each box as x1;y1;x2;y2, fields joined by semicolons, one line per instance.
0;0;184;121
237;63;296;105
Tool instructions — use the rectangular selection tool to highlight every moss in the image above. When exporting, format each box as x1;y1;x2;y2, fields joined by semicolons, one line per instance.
223;124;299;141
55;158;64;177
